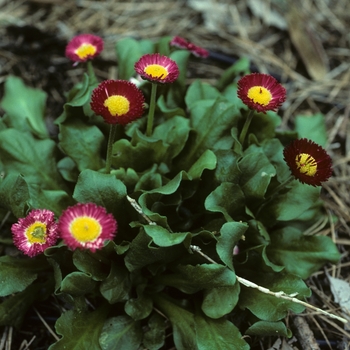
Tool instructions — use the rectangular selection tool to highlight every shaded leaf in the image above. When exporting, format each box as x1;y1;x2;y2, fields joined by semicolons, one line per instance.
99;315;142;350
49;306;108;350
246;320;292;337
0;75;48;138
267;227;341;279
59;119;105;171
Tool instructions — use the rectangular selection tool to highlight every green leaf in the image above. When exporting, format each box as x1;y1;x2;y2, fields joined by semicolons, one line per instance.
56;74;94;124
125;229;187;272
238;150;276;200
116;38;154;80
187;149;217;179
60;271;97;296
261;182;320;225
0;282;43;328
143;225;192;247
248;110;281;141
112;130;170;172
158;264;236;294
99;315;142;350
202;281;240;319
216;222;248;270
0;75;48;138
262;138;290;182
73;169;127;218
0;256;38;297
153;294;198;350
0;173;29;217
0;129;65;191
124;292;153;321
267;227;341;279
49;306;108;350
205;183;246;222
57;157;80;182
100;262;131;303
295;113;327;146
194;311;249;350
245;320;292;337
180;97;240;168
239;271;311;321
185;80;221;109
59;119;105;171
214;149;241;184
153;116;190;159
143;313;166;350
216;57;250;91
72;250;109;281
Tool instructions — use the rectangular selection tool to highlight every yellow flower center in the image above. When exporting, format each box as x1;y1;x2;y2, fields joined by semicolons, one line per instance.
26;222;47;244
295;153;317;176
70;217;102;243
247;86;272;106
75;43;97;60
144;64;168;79
104;95;130;116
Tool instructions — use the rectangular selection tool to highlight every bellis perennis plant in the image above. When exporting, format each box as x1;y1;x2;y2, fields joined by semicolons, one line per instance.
0;34;342;349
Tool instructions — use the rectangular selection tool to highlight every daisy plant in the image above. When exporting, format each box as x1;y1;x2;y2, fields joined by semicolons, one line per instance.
134;53;179;136
237;72;286;145
0;35;343;350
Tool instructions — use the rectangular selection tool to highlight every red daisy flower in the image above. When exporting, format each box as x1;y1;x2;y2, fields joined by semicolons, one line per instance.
134;53;179;84
11;209;59;257
65;34;103;63
90;80;145;125
170;36;209;58
237;73;286;113
283;138;332;186
58;203;117;252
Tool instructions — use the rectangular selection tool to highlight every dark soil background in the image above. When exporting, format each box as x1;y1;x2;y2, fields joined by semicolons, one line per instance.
0;0;349;349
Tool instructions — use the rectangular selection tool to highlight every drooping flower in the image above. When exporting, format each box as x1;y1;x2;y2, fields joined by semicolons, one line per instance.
170;36;209;58
11;209;59;257
90;80;145;125
58;203;117;252
134;53;179;84
65;34;104;63
237;73;286;113
283;138;332;186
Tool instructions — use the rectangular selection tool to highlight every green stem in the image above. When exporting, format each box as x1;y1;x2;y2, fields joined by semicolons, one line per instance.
105;124;118;173
238;109;255;146
146;83;158;137
86;60;97;85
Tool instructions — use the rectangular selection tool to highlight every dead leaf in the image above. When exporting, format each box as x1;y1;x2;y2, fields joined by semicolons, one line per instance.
247;0;287;30
327;273;350;328
286;2;329;81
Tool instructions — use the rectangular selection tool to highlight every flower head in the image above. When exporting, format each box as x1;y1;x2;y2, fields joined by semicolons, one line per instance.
134;53;179;84
170;36;209;58
283;138;332;186
91;80;145;125
58;203;117;252
237;73;286;113
65;34;103;63
11;209;59;257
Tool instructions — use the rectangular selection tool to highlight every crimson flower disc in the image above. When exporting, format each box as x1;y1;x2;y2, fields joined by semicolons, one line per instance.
237;73;286;113
134;53;179;84
11;209;59;257
170;36;209;58
58;203;117;252
283;138;332;186
91;80;145;125
65;33;104;63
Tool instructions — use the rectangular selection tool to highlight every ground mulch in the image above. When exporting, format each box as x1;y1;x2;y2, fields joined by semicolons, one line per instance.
0;0;349;349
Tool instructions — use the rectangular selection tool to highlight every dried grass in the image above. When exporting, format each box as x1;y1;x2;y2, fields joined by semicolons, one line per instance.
0;0;349;348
